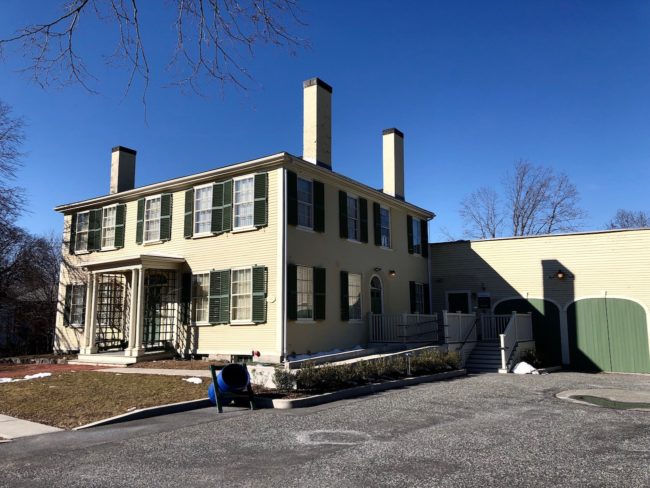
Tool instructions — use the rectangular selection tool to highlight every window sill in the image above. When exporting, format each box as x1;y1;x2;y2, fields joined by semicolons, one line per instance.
192;232;214;240
192;321;212;327
296;225;316;234
296;318;316;323
100;246;117;252
69;323;85;328
143;240;163;246
346;239;363;245
230;321;257;326
379;246;393;251
348;319;364;324
231;226;257;234
74;250;90;255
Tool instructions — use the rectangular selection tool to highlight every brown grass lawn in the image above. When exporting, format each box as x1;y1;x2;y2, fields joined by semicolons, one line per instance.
129;359;226;370
0;372;208;429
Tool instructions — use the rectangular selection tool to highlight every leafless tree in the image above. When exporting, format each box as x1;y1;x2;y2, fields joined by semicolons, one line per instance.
0;0;307;104
0;100;25;231
605;209;650;229
460;160;585;239
460;187;503;239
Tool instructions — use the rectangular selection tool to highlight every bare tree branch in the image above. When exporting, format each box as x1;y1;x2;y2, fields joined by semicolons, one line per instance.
0;100;26;231
606;209;650;229
460;186;503;239
0;1;308;104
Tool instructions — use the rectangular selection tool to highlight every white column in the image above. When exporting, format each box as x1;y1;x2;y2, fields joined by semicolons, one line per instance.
81;275;95;354
132;267;146;356
83;274;99;354
127;269;139;356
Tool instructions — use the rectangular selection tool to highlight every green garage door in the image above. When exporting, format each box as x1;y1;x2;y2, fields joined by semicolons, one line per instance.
567;298;650;374
494;299;562;365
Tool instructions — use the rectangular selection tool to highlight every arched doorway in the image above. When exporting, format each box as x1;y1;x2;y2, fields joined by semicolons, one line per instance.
370;276;383;314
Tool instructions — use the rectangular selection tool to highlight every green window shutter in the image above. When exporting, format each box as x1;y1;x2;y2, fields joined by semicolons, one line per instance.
373;202;381;246
423;284;431;314
211;182;224;233
287;170;298;226
313;180;325;232
409;281;416;314
252;266;267;324
287;264;297;321
406;215;414;254
88;209;102;251
63;285;72;326
181;273;192;325
338;190;348;239
136;198;145;244
184;189;194;238
114;204;126;248
68;214;77;254
420;219;429;258
359;198;368;243
160;193;173;241
254;173;268;227
208;269;230;324
340;271;349;321
313;267;326;320
222;180;233;232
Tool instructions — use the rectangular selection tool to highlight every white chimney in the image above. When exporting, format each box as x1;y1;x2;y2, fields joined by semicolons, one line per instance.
110;146;136;194
382;128;404;200
303;78;332;169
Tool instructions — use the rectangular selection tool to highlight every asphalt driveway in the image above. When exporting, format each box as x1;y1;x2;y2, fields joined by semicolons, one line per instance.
1;371;648;487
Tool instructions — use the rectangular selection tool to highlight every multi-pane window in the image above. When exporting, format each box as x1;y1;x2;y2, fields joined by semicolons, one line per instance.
231;267;252;322
347;196;359;241
297;266;313;319
348;273;362;320
194;185;213;234
297;178;313;228
75;211;90;252
144;196;162;242
192;273;210;323
412;217;422;254
70;285;86;325
101;206;117;249
380;207;391;248
234;177;254;229
414;283;425;314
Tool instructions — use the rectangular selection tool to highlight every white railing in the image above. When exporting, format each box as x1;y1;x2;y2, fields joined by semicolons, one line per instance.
498;312;534;372
443;311;478;367
368;313;438;343
481;314;512;340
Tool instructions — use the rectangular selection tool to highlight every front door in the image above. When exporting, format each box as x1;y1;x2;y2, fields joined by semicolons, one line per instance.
370;276;383;314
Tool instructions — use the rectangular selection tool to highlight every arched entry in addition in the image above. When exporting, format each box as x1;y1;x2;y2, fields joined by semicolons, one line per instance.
370;276;383;314
567;297;650;374
494;298;562;365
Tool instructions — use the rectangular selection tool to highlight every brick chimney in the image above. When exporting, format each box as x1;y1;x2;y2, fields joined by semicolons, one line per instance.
110;146;136;194
303;78;332;169
382;128;404;200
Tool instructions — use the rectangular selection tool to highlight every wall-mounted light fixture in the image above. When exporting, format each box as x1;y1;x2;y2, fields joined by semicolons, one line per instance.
549;268;573;280
389;270;397;277
374;267;382;272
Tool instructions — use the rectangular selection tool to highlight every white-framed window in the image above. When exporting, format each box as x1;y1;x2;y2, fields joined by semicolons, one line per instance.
297;265;313;319
297;177;313;228
348;273;362;321
380;206;391;248
347;195;359;241
414;283;425;314
231;267;252;322
144;195;162;242
412;217;422;255
101;205;117;249
234;176;255;229
192;273;210;323
194;184;213;235
70;284;86;326
75;211;90;252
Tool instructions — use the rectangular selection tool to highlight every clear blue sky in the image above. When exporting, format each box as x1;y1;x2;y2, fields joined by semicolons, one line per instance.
1;0;649;241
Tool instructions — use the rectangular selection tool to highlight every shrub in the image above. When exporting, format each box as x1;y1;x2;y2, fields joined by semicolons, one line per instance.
273;366;296;392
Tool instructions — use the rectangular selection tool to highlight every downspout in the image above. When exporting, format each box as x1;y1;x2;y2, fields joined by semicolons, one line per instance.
281;168;288;362
427;217;434;339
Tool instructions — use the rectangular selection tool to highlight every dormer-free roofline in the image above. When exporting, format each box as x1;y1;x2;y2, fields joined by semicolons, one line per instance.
54;152;434;220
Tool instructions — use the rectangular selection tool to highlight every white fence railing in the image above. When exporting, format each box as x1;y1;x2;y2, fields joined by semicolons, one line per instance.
499;312;534;372
369;313;438;343
443;311;478;367
481;314;511;341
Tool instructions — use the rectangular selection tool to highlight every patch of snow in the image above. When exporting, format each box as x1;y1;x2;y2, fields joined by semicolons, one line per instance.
23;372;52;380
0;377;14;383
513;362;539;375
183;377;203;384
